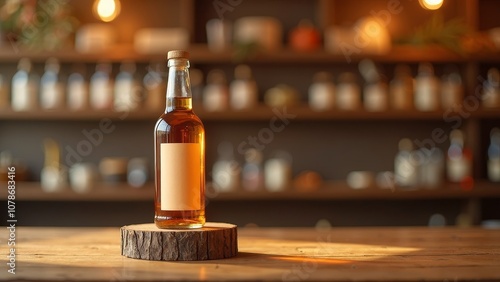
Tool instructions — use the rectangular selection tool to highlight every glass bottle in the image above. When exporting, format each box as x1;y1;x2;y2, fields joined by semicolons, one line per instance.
154;50;205;229
440;65;463;111
212;141;240;192
308;71;335;111
336;72;360;110
90;62;113;110
394;138;418;188
40;58;64;110
229;64;258;110
203;69;228;112
242;148;264;191
414;63;439;111
11;58;39;111
67;64;89;110
389;64;413;110
359;59;388;112
114;61;139;111
446;129;473;184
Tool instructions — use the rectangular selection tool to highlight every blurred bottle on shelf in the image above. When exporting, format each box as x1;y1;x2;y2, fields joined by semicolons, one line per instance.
90;62;113;110
212;142;240;192
389;64;413;110
414;63;439;111
230;64;258;110
308;71;335;111
203;69;228;112
336;72;360;110
417;146;444;188
127;158;148;188
359;59;388;112
40;139;68;192
67;64;89;110
69;163;98;193
206;19;232;52
0;73;8;109
289;19;321;51
143;61;166;111
347;171;375;189
242;148;264;191
40;58;65;110
488;128;500;182
394;138;418;188
264;151;292;192
482;68;500;108
264;84;299;107
446;129;473;186
99;157;128;184
114;61;140;111
11;58;39;111
441;65;463;111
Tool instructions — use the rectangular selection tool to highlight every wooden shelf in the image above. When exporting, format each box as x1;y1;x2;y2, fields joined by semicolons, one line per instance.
1;45;499;64
1;106;499;122
3;180;499;202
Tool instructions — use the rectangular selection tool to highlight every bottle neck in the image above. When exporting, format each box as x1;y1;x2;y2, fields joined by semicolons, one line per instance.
166;58;192;112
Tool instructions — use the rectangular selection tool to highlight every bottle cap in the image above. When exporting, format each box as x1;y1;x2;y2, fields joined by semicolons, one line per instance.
167;50;189;60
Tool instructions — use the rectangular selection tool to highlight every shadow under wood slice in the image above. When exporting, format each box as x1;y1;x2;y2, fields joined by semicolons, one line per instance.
120;222;238;261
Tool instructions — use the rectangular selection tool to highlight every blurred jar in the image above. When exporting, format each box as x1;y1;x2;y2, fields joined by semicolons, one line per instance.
203;69;229;112
114;61;140;111
264;151;292;192
212;142;240;192
447;129;473;183
12;58;39;111
414;63;439;111
90;62;113;110
40;58;65;110
441;66;463;111
389;64;413;110
230;65;258;110
70;163;98;193
336;72;360;110
359;59;388;112
67;64;89;110
127;158;148;188
242;148;264;191
417;147;444;188
394;138;418;188
308;72;335;111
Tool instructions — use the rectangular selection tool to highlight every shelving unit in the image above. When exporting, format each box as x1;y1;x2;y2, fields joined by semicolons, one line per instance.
0;0;499;227
3;180;500;202
0;106;499;121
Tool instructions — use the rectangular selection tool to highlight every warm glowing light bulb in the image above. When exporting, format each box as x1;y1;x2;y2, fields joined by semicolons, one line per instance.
419;0;444;10
93;0;121;22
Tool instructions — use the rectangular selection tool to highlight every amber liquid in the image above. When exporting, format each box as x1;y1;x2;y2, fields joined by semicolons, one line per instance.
154;97;205;228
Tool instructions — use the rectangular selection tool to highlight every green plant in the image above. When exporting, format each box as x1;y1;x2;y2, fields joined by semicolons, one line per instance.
396;13;469;53
0;0;78;50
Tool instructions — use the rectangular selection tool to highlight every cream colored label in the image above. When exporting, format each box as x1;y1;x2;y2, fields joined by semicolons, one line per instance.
160;143;201;210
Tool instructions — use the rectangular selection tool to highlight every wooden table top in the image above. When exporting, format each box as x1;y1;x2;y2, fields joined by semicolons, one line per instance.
2;226;500;282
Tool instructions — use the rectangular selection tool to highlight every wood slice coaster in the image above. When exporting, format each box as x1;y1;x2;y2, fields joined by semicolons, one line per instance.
121;222;238;261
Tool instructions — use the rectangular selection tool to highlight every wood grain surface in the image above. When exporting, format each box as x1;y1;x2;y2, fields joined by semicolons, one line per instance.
121;223;237;261
1;227;499;281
